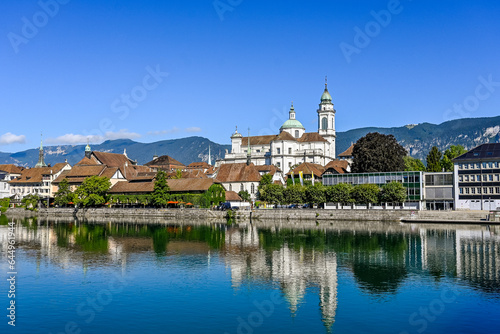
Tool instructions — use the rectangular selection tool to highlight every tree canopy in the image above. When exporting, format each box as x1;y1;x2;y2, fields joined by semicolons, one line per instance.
426;146;442;172
54;179;75;207
75;176;111;207
404;156;426;171
440;145;467;171
379;182;407;203
351;184;380;204
259;184;284;204
152;170;170;207
325;183;354;205
351;132;406;173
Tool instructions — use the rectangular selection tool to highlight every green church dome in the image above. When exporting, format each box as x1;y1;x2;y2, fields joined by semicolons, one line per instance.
280;119;305;130
321;88;332;102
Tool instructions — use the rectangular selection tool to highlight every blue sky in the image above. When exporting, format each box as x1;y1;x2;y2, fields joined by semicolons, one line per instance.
1;0;499;152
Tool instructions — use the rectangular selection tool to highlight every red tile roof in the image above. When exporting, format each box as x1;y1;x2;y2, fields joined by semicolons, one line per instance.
144;155;185;168
297;132;328;142
241;135;277;146
287;162;325;176
225;191;242;202
254;165;281;176
10;163;67;184
0;164;24;174
92;151;136;167
215;163;261;183
187;162;211;169
338;144;355;157
166;178;215;192
109;180;154;194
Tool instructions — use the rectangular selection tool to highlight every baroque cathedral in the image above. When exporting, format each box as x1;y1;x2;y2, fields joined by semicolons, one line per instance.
220;81;337;174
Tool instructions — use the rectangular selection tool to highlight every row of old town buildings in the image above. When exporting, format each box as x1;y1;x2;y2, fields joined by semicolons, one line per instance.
1;83;499;211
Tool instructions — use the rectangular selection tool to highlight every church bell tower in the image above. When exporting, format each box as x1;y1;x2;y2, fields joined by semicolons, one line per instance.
317;77;336;159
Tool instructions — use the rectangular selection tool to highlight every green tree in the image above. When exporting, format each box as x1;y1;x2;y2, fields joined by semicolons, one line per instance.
283;184;305;204
305;183;326;205
54;179;75;207
404;156;426;171
426;146;442;172
352;184;380;205
238;190;251;202
351;132;407;172
75;176;111;207
259;184;284;204
325;183;354;204
152;170;170;207
204;183;226;207
259;173;273;188
174;169;183;179
0;198;10;213
379;182;407;203
21;194;41;211
440;145;467;171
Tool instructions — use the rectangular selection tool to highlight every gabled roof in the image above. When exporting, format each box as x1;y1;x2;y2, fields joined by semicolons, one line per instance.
187;162;211;169
10;163;68;184
275;131;297;141
287;162;325;176
75;157;96;166
324;159;349;173
53;165;107;184
92;151;136;167
215;163;261;183
225;191;242;202
166;169;207;179
453;143;500;161
297;132;328;142
0;164;24;174
144;155;185;167
121;165;153;180
338;143;355;157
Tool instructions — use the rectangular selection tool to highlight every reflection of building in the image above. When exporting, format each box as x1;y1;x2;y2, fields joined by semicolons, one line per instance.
224;226;338;330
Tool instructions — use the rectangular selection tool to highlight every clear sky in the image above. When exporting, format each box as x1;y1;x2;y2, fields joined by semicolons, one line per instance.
1;0;499;152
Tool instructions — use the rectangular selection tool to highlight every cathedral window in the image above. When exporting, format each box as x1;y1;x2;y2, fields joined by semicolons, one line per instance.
321;117;328;130
295;130;299;138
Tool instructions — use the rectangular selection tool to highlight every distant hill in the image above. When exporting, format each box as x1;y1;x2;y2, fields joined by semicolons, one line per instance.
336;116;500;161
1;116;499;167
0;137;230;167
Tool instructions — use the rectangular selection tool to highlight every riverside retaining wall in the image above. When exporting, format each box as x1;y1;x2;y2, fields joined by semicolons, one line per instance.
4;207;490;223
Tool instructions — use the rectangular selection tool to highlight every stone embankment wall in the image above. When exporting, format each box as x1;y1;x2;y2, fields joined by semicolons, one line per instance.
4;207;490;223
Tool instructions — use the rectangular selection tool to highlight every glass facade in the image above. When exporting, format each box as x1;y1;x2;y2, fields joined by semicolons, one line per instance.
322;171;423;201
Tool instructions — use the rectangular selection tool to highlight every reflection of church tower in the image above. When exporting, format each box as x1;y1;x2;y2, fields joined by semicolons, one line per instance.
35;134;48;168
318;253;338;331
317;77;336;159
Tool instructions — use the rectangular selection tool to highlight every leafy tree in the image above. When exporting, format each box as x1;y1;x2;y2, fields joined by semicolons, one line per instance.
404;156;426;171
305;183;326;205
379;182;407;203
152;170;170;207
54;179;75;207
174;169;183;179
22;194;41;211
204;183;225;207
283;184;305;204
238;190;251;202
75;176;111;207
259;173;273;188
440;145;467;171
351;132;406;173
0;198;10;213
352;184;380;204
259;184;284;204
426;146;442;172
325;183;354;204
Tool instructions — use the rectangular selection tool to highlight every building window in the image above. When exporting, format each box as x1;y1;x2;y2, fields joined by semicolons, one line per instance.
482;162;487;168
459;164;463;169
321;117;328;130
475;163;480;169
470;175;475;182
471;188;475;194
288;162;292;167
477;188;481;194
277;148;281;154
496;187;500;194
240;183;244;192
465;188;470;194
288;147;292;154
490;187;494;194
495;162;499;168
484;187;488;194
464;164;468;169
465;175;469;182
459;175;463;182
295;130;299;138
277;162;281;168
459;188;463;194
489;162;493;168
483;175;488;181
251;183;255;194
489;174;493;181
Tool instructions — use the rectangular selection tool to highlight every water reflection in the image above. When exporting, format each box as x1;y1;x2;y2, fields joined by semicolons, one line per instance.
1;216;499;331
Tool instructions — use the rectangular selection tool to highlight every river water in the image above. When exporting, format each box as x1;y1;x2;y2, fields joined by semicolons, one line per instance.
1;216;499;334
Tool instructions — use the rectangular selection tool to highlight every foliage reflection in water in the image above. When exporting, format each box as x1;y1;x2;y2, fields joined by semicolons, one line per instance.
0;216;499;333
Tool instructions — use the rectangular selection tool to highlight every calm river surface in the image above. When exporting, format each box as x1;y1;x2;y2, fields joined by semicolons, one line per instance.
1;216;499;334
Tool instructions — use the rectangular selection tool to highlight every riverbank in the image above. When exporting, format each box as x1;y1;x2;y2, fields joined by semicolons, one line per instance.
3;207;492;224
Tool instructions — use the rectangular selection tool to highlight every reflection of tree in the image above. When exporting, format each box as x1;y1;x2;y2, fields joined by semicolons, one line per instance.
74;225;109;253
152;229;169;254
351;263;407;294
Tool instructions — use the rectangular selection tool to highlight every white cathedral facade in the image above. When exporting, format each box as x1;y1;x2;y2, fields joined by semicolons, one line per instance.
220;82;337;174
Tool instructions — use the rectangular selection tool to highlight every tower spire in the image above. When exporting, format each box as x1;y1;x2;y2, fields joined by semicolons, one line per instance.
35;132;47;168
208;145;212;166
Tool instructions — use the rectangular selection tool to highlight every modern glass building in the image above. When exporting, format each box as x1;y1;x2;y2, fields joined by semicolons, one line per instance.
322;171;423;202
